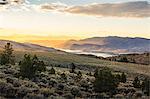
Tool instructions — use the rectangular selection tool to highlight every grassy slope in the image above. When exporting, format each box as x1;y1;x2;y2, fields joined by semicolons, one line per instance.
106;53;150;65
9;51;149;77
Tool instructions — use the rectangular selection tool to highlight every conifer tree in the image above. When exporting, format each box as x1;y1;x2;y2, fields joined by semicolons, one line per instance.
0;43;15;65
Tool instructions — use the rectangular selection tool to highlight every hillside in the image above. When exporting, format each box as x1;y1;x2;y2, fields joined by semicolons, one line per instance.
1;51;148;77
0;42;150;98
63;36;150;53
106;52;150;65
0;40;149;77
0;40;57;52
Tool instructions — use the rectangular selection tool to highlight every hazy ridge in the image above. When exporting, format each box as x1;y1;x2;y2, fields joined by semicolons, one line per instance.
63;36;150;54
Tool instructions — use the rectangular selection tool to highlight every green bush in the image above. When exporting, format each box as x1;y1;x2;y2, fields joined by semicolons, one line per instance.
141;77;150;96
93;67;119;93
61;73;67;80
19;54;46;79
94;68;98;78
40;88;54;97
76;71;82;80
133;76;141;88
120;72;126;83
71;86;80;97
49;67;55;74
118;57;128;62
116;72;126;83
32;55;46;72
70;63;76;73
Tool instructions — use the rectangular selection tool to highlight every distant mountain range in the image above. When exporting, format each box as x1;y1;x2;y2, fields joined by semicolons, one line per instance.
0;40;56;52
63;36;150;54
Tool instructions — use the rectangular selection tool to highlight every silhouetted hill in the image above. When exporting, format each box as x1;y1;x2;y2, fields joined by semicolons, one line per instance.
63;36;150;53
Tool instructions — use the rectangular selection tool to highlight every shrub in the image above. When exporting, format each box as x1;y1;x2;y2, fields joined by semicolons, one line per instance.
25;93;44;99
79;79;89;91
70;63;76;73
49;67;55;74
32;55;46;72
133;76;141;88
115;74;121;82
116;72;127;83
57;83;64;90
141;77;150;96
40;88;54;97
49;79;57;87
94;68;98;78
16;86;31;98
118;57;128;62
88;72;92;76
76;71;82;80
64;93;74;99
61;73;67;80
0;80;16;98
120;72;127;83
134;91;143;98
71;86;80;97
93;67;118;93
0;43;15;65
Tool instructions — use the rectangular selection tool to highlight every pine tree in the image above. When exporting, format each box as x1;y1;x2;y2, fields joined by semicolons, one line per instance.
0;43;15;65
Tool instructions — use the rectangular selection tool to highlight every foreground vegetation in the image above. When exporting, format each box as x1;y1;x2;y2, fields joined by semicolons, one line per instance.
0;43;150;98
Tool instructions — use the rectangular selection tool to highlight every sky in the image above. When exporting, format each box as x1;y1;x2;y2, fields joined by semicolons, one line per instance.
0;0;150;47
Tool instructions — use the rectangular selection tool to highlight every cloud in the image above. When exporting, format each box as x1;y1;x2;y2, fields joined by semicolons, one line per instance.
1;1;150;18
40;2;67;11
0;0;25;5
65;1;150;18
0;0;34;11
39;1;150;18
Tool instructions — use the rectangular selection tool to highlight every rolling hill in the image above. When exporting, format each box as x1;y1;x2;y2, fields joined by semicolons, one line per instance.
0;39;149;77
63;36;150;54
0;40;57;52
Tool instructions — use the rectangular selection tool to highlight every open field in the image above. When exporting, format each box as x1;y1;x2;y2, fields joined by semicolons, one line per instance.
4;51;149;77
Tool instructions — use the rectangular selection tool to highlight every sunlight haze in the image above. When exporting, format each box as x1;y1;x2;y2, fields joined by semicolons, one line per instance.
0;0;149;48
